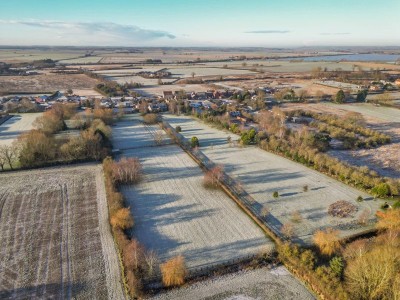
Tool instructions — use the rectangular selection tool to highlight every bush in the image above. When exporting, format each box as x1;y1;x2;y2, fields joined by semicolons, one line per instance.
190;136;199;148
303;185;309;192
313;228;342;256
112;157;142;184
261;205;269;217
175;125;182;132
329;256;344;277
300;250;316;270
357;209;370;226
161;255;187;287
291;210;303;223
371;183;391;198
143;113;159;124
356;195;364;202
273;191;279;198
110;208;134;230
281;222;294;238
203;165;223;189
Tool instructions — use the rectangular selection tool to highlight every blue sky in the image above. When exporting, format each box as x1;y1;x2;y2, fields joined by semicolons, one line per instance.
0;0;399;47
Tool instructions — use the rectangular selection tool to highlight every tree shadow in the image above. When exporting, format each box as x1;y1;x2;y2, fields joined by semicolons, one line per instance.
0;282;86;299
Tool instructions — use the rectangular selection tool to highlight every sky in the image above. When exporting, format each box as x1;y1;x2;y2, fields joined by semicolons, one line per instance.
0;0;399;47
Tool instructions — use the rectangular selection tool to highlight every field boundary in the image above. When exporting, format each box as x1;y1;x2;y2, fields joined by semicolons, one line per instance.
0;114;12;126
161;120;283;244
144;253;277;291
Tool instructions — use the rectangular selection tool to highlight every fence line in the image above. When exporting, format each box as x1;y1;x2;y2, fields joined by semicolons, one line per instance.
143;252;272;288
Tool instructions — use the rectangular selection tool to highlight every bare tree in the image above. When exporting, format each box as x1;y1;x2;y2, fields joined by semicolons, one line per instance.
144;250;159;277
0;145;17;170
261;205;269;218
0;150;6;171
154;131;164;146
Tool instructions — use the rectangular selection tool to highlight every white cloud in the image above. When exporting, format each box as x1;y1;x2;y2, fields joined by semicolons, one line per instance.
0;20;175;45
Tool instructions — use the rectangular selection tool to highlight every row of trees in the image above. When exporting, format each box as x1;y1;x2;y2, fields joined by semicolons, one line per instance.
103;157;187;297
289;110;391;149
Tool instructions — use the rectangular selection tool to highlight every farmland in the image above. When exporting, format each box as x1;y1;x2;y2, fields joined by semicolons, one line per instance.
163;114;383;244
0;113;42;146
113;116;272;269
0;165;124;299
152;266;315;300
0;74;100;94
165;66;257;78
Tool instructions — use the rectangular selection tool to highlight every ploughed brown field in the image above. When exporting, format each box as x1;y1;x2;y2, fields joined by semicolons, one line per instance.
0;164;125;299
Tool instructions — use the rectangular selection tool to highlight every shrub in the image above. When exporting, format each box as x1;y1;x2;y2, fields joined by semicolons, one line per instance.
291;210;303;223
93;108;115;125
300;249;316;270
110;208;134;230
175;125;182;132
261;205;269;217
126;270;142;299
356;195;363;202
143;113;159;124
313;228;342;256
203;165;223;189
281;222;294;238
330;256;344;277
34;110;66;134
190;136;199;148
357;209;370;226
371;183;391;198
160;255;187;287
112;157;142;184
154;131;164;146
273;191;279;198
376;208;400;231
303;185;309;192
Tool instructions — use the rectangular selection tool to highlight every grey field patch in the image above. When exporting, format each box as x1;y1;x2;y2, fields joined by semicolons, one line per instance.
163;114;384;245
0;113;42;146
150;267;316;300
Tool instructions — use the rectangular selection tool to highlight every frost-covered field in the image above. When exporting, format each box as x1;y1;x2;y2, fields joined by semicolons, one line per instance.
163;115;383;244
322;103;400;123
0;113;42;146
109;75;177;85
151;266;315;300
165;67;257;78
113;116;272;269
0;165;124;299
58;56;102;64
